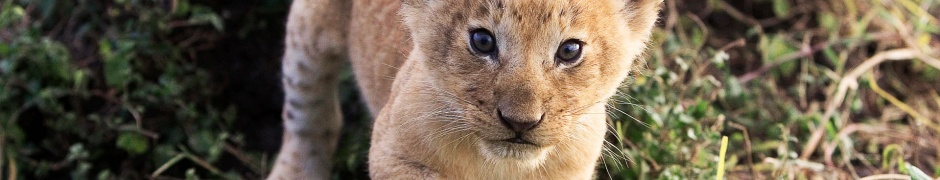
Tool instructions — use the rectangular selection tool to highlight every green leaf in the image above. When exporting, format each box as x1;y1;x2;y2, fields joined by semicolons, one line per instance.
188;6;225;32
761;34;798;77
67;143;90;161
117;132;150;155
906;163;933;180
882;144;905;172
173;0;193;17
0;4;26;27
763;35;796;62
71;162;93;180
0;43;9;56
690;100;709;119
73;70;87;90
185;168;201;180
99;40;136;88
818;12;838;33
97;170;113;180
772;0;790;18
4;124;26;143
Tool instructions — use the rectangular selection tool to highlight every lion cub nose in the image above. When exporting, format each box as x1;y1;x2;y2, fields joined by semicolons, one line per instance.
498;109;543;132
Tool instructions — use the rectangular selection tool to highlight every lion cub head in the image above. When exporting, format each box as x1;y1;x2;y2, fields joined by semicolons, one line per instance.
398;0;661;167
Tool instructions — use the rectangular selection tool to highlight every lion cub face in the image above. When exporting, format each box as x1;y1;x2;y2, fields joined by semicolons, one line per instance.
401;0;660;166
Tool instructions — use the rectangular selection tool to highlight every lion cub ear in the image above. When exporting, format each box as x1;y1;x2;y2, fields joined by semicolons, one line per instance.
623;0;664;37
399;0;448;33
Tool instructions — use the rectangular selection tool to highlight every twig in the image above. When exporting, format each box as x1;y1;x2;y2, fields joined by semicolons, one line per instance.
738;40;829;84
755;4;817;27
858;174;911;180
150;153;186;179
260;154;269;177
895;0;940;25
116;125;160;139
89;90;160;139
729;122;759;179
714;0;761;27
931;90;940;110
663;0;679;32
686;12;709;51
867;73;940;132
915;53;940;72
6;156;15;180
174;146;226;178
738;32;896;84
800;119;829;160
184;153;224;177
763;157;825;172
3;100;33;180
223;144;263;175
623;140;660;171
125;104;143;130
801;48;921;160
823;124;860;166
121;104;159;139
719;38;747;52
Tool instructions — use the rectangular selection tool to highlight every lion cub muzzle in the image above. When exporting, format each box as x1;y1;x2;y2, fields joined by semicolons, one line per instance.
493;74;548;145
497;108;543;144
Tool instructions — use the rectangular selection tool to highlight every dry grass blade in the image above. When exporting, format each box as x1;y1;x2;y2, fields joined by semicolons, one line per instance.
896;0;940;25
183;153;225;177
729;122;759;178
5;157;15;180
150;154;186;179
914;53;940;72
867;73;940;132
738;42;822;84
803;48;922;160
932;91;940;108
223;144;264;175
717;136;729;180
713;0;761;26
823;124;861;166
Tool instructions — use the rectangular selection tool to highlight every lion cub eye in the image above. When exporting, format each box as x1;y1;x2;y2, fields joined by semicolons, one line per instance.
556;39;584;64
470;29;496;55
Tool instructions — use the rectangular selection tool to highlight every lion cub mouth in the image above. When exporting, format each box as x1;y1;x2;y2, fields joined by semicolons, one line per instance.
480;137;551;165
503;136;535;145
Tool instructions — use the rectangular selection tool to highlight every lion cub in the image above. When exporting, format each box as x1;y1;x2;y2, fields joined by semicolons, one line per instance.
268;0;662;179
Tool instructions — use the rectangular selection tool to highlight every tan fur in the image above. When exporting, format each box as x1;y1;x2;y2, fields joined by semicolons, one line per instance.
268;0;662;179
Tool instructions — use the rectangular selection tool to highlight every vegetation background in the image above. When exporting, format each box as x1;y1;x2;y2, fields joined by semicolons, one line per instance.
1;0;938;179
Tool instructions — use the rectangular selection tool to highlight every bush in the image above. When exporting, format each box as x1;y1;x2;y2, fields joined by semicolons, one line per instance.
1;0;938;179
1;0;285;179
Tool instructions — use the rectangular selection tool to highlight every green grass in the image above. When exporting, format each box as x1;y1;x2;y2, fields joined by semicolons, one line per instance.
2;0;939;179
596;0;940;179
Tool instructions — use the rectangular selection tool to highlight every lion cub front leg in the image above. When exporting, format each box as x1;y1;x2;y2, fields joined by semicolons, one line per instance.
367;102;444;179
369;153;441;180
267;0;351;179
369;113;442;179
